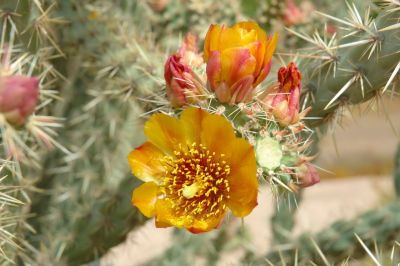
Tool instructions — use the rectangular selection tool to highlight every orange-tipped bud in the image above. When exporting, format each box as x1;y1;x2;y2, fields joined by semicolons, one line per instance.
261;62;309;126
0;75;39;126
204;21;278;104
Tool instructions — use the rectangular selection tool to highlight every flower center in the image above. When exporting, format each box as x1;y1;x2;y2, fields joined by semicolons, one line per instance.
162;143;231;218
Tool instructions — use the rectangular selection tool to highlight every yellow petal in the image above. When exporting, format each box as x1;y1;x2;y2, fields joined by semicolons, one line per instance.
180;107;207;145
144;112;185;155
204;24;223;61
187;212;226;233
226;138;258;217
264;32;278;65
127;142;165;182
154;199;178;228
154;199;225;233
200;112;236;156
132;182;159;218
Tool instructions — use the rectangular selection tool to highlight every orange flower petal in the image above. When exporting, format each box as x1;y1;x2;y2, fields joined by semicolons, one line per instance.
132;182;159;218
200;112;236;156
128;142;165;182
204;24;223;61
144;112;185;155
220;47;256;87
264;32;278;65
226;138;258;217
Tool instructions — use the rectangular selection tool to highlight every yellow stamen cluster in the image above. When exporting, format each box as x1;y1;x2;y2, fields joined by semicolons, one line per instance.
162;143;231;218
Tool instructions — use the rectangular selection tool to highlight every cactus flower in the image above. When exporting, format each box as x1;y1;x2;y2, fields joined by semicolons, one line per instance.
261;62;308;126
164;53;202;107
296;163;320;188
0;75;39;126
204;21;278;103
128;108;258;233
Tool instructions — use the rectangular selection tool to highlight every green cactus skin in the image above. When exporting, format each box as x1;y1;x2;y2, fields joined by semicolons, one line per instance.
300;5;400;127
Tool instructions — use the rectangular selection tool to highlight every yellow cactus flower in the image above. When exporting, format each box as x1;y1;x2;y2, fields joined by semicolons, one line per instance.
204;21;278;103
128;108;258;233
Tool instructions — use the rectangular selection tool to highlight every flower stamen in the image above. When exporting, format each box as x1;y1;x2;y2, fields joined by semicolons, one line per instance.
163;143;231;218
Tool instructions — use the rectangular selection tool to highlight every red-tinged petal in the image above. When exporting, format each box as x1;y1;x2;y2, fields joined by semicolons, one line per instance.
264;33;278;65
206;50;222;91
132;182;159;218
288;86;300;116
230;75;255;103
254;61;272;87
214;82;231;103
127;142;165;182
220;48;256;88
144;113;185;155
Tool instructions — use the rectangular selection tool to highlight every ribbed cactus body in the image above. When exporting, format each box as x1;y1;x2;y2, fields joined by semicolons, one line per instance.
301;6;400;126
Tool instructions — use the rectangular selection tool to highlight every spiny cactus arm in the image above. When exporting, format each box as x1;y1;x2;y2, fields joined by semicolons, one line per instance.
298;3;400;127
263;201;400;265
270;193;301;246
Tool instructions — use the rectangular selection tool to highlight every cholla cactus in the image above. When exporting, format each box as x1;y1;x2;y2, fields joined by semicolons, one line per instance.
0;0;65;263
1;0;399;265
295;1;400;127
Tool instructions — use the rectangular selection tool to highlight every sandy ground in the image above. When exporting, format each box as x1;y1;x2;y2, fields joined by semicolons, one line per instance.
101;97;400;266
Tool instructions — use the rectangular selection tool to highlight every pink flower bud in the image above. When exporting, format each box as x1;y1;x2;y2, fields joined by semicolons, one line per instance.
0;75;39;126
283;0;305;27
297;163;320;188
164;54;201;107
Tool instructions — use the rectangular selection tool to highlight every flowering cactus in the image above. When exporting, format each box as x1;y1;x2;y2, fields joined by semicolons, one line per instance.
0;75;39;126
204;21;278;103
129;21;318;235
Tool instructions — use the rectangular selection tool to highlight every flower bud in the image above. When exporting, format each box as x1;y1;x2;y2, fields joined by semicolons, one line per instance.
204;21;278;104
0;75;39;126
261;62;309;126
283;0;305;27
296;163;320;188
164;54;201;107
